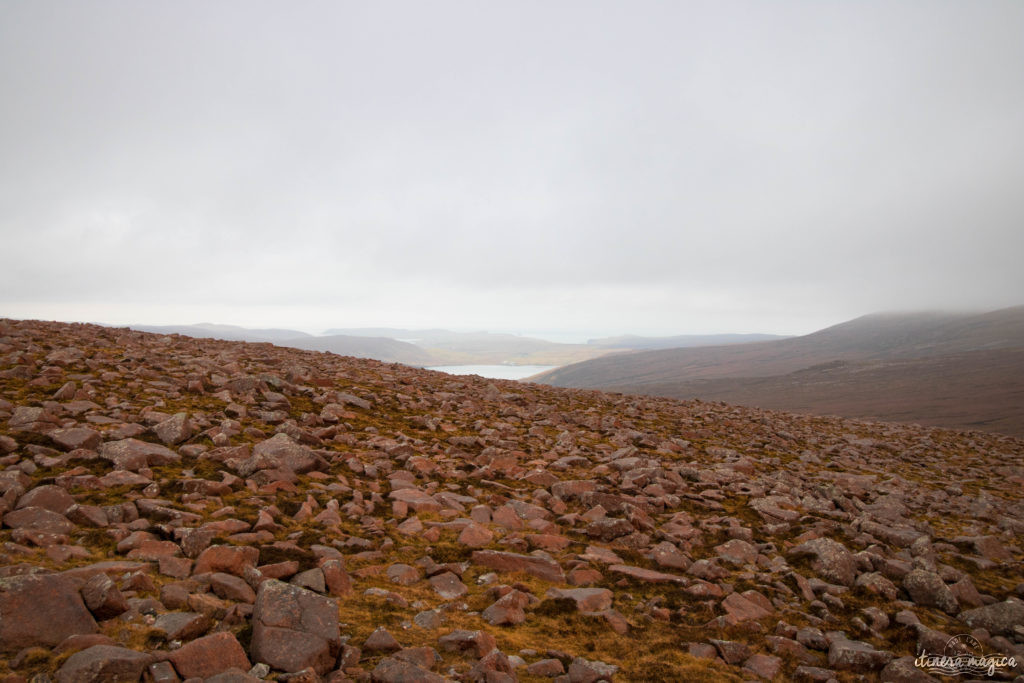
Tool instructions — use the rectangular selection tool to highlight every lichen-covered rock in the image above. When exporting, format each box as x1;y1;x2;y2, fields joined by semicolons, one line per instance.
153;411;194;445
902;568;959;615
240;433;327;476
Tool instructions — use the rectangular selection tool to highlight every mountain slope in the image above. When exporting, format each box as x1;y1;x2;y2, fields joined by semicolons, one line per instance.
586;333;790;350
538;306;1024;436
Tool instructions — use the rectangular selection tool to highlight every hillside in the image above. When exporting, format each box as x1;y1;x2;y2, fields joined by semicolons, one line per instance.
586;333;790;351
538;307;1024;436
0;318;1021;681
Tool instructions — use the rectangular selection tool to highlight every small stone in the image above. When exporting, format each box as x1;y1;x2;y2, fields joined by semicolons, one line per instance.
167;632;250;680
527;658;565;677
192;545;260;576
854;572;899;601
793;665;839;682
545;587;613;613
720;591;772;624
788;537;857;587
959;599;1024;636
79;574;129;621
414;610;443;629
386;563;420;586
438;630;496;659
54;633;117;656
371;656;446;683
429;571;468;600
743;654;782;680
147;660;181;683
827;632;893;671
458;522;494;547
55;645;152;683
290;568;326;594
209;572;257;603
481;590;530;626
364;626;402;653
471;550;565;583
152;612;211;642
567;656;619;682
320;558;353;597
16;484;76;514
153;412;194;446
903;569;959;615
879;656;936;682
709;639;751;666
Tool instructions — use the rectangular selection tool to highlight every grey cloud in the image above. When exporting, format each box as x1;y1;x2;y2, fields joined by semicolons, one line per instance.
2;1;1023;336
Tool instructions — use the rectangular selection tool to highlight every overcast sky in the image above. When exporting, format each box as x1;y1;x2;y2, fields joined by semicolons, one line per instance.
2;1;1023;340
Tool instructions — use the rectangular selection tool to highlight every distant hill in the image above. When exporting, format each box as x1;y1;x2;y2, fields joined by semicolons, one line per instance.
325;328;784;365
537;306;1024;436
324;328;614;366
126;323;806;369
587;333;790;350
323;327;449;339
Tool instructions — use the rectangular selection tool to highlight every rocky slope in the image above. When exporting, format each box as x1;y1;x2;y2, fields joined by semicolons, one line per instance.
0;318;1022;682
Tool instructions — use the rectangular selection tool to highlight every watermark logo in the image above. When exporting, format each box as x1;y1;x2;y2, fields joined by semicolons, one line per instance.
915;634;1018;677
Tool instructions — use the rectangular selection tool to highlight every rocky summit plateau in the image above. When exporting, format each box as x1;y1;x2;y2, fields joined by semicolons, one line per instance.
0;319;1022;683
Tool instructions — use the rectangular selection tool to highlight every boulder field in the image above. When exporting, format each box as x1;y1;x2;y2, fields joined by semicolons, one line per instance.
0;318;1021;681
